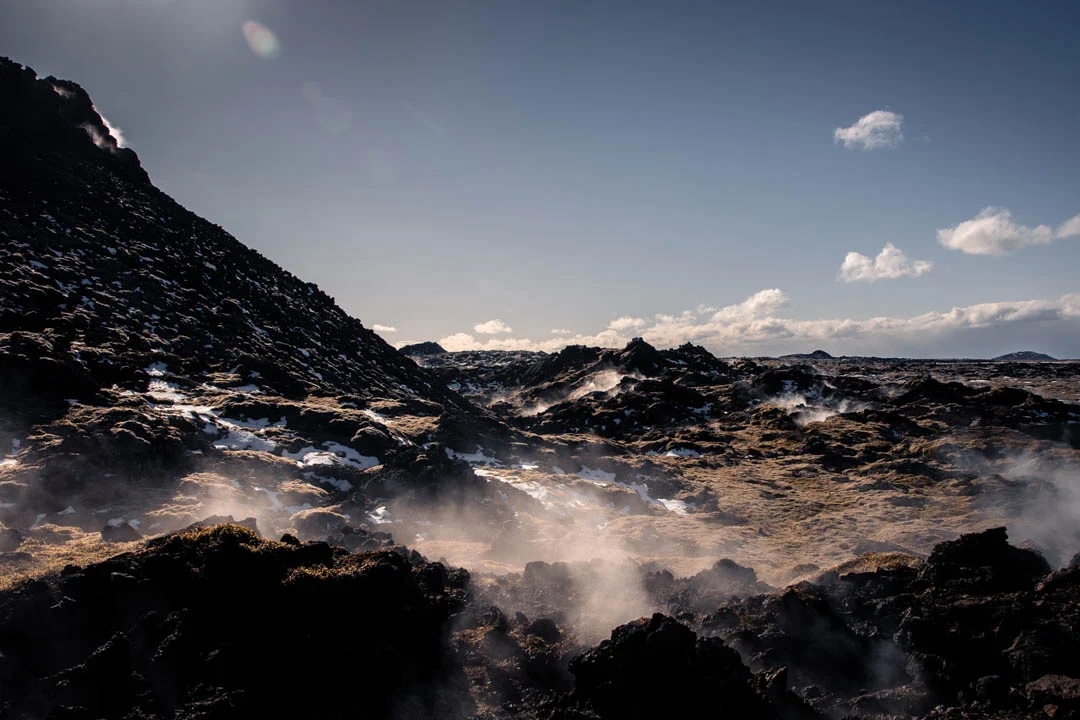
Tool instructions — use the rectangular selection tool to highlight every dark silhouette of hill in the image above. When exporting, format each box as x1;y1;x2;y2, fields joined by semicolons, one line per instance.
994;350;1056;361
401;341;447;356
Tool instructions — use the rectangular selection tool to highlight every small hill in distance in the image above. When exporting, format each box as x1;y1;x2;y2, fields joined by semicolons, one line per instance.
400;341;447;356
779;349;834;360
993;351;1056;361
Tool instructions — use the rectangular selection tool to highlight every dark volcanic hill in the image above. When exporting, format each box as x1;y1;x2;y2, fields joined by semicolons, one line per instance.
779;349;834;360
401;341;448;356
994;350;1057;361
0;56;468;410
0;57;515;566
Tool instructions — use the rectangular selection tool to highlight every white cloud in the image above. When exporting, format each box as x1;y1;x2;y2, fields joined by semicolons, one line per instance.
1057;213;1080;239
834;110;904;150
436;289;1080;357
838;243;933;282
551;328;572;336
937;207;1080;256
439;332;479;351
473;319;513;335
608;316;647;331
938;207;1049;255
712;288;789;320
372;324;397;333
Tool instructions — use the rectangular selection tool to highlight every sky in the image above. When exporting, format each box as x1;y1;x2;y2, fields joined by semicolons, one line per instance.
3;0;1079;358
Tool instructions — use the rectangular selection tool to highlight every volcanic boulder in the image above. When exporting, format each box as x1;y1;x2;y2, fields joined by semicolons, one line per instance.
567;613;774;719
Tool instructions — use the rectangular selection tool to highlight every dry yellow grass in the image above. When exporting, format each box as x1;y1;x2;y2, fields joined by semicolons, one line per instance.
0;526;142;591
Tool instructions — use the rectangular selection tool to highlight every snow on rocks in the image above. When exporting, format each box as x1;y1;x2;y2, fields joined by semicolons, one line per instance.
663;448;701;458
367;506;391;525
577;466;616;485
144;362;168;377
446;446;500;465
284;442;380;473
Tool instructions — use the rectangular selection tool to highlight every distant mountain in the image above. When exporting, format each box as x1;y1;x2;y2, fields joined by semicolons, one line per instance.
780;349;834;360
400;341;446;356
993;351;1056;361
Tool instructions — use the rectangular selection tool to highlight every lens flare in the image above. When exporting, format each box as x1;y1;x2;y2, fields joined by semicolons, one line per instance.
242;20;280;60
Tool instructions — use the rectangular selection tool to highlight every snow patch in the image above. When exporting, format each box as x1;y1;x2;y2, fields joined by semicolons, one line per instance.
361;408;391;425
664;448;701;458
284;442;380;472
318;476;355;492
474;467;562;509
145;362;168;377
658;498;690;515
577;466;616;485
446;446;500;465
367;506;391;525
147;380;188;402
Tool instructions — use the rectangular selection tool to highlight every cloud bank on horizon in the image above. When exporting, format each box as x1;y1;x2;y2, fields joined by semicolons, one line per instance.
834;110;904;150
429;289;1080;358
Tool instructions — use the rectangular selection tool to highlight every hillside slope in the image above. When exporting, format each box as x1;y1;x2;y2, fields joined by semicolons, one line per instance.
0;57;510;572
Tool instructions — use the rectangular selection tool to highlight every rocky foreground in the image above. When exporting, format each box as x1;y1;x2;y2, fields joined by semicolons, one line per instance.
0;523;1077;719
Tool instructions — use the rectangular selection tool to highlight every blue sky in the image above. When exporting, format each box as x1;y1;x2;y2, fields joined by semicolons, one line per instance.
3;0;1079;357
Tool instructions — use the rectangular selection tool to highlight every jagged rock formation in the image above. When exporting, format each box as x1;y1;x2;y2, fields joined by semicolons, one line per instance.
563;613;777;719
407;337;1080;576
0;524;472;719
1;524;1078;720
401;341;448;356
702;528;1080;719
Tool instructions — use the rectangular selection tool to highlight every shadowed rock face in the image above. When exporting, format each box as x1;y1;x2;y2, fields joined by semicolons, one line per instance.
0;524;473;719
700;528;1080;719
401;341;448;356
565;612;773;720
0;59;148;187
